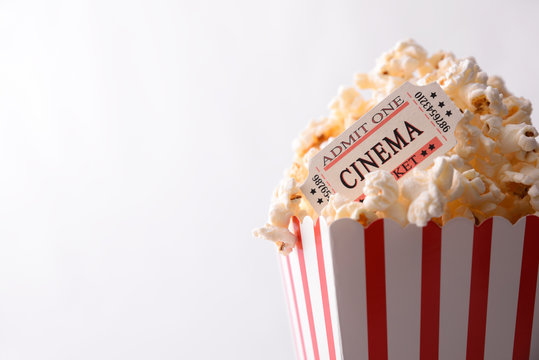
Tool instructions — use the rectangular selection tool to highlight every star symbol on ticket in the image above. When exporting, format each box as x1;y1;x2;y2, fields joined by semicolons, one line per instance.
298;81;464;214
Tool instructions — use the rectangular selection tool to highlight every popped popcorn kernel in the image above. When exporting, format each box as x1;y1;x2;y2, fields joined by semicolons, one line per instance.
363;171;399;211
254;40;538;254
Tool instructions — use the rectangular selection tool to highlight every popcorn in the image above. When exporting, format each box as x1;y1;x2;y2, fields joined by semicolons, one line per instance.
362;170;399;211
497;123;538;153
453;111;480;159
292;117;335;158
356;39;427;101
487;75;511;97
431;156;455;193
252;224;296;255
417;51;455;78
322;193;377;226
407;182;445;227
529;184;539;213
328;86;367;126
253;178;305;254
374;39;428;79
481;114;503;138
439;58;481;97
502;96;532;125
467;85;506;116
254;40;538;253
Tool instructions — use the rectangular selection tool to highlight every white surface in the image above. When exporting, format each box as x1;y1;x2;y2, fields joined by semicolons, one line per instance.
289;231;316;360
439;218;474;360
484;218;525;360
329;220;369;360
288;217;535;360
0;1;537;359
301;218;329;360
384;221;422;360
280;255;305;360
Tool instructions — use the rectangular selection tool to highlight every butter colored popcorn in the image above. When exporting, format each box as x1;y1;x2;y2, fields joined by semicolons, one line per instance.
503;96;532;125
253;178;306;254
498;123;538;153
407;183;445;227
292;117;338;159
321;193;377;226
362;171;407;225
254;40;538;254
363;170;399;212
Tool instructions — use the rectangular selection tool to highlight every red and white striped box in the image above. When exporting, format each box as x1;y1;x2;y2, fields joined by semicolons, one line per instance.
279;215;539;360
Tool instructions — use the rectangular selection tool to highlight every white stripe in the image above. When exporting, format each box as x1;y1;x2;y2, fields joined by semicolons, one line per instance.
384;221;422;360
329;219;369;360
530;253;539;360
289;243;315;360
484;217;525;359
301;217;329;360
439;218;474;360
280;255;305;360
320;217;343;360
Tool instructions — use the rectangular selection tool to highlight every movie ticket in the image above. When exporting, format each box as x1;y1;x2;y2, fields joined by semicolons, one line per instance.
300;81;464;214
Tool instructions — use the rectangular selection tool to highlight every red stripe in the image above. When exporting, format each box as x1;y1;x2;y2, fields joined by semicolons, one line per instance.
513;215;539;359
286;254;307;360
466;218;493;360
420;221;441;360
292;217;321;360
364;219;388;360
314;219;337;360
280;256;303;360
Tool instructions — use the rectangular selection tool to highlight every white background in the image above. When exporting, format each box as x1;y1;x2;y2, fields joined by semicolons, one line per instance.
0;1;538;359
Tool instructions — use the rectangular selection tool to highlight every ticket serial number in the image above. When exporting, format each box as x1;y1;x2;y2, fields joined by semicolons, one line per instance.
415;91;450;132
312;174;332;200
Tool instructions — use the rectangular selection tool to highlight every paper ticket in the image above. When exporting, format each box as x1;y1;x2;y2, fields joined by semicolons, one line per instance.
300;81;464;214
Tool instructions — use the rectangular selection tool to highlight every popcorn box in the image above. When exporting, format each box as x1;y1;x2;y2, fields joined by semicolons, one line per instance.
279;215;539;360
